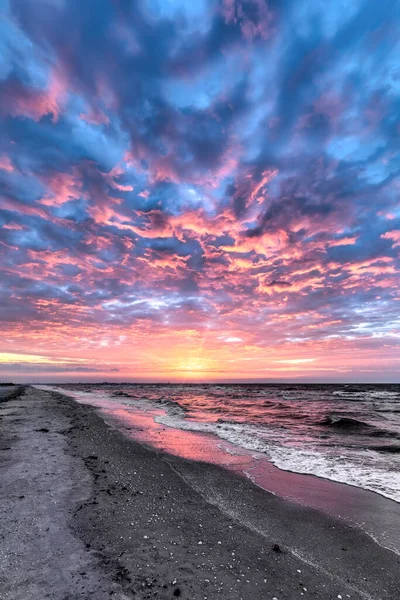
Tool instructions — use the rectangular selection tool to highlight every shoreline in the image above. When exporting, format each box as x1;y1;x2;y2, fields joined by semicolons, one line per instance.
37;384;400;555
1;386;400;599
35;383;400;506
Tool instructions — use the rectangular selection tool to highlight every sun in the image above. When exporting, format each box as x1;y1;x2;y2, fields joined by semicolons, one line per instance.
173;356;211;380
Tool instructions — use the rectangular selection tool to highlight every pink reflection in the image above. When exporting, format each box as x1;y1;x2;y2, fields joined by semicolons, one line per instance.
107;407;254;470
52;386;254;469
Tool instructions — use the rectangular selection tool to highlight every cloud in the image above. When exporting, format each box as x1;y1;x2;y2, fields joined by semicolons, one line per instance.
0;364;119;373
1;0;399;379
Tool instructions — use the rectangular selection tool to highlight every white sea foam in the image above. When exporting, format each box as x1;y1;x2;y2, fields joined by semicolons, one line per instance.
333;389;399;399
266;446;400;502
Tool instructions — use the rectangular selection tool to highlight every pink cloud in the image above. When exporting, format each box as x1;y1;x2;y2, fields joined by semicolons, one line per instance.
0;68;67;122
0;155;14;172
329;236;358;247
39;169;84;206
381;230;400;248
79;109;110;126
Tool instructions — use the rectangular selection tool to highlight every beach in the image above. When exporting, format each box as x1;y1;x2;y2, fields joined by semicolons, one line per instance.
1;386;400;600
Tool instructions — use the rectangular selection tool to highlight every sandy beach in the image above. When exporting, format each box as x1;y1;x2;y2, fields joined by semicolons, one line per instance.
1;385;399;600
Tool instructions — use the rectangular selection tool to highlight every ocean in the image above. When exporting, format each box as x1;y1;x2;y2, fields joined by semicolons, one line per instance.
37;383;400;504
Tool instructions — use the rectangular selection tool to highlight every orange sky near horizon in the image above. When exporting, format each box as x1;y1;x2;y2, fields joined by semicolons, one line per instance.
2;321;399;383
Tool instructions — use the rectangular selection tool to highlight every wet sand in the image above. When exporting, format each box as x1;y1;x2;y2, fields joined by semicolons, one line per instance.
1;386;399;599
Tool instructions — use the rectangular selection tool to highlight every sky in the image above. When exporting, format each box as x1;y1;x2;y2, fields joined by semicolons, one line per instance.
0;0;399;383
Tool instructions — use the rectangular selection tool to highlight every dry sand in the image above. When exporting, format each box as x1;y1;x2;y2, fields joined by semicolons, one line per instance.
1;385;399;599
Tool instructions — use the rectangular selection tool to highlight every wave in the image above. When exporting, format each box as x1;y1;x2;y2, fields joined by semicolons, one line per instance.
264;400;292;409
319;415;373;429
319;415;399;440
371;445;400;454
332;389;399;400
153;397;188;417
